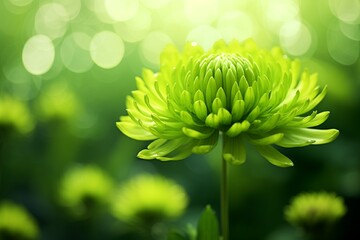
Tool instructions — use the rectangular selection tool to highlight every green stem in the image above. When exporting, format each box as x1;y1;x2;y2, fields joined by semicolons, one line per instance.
221;138;229;240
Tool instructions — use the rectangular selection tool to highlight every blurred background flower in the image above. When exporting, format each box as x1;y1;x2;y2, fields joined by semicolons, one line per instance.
0;201;39;240
0;0;360;239
284;191;346;239
111;174;188;225
59;165;114;218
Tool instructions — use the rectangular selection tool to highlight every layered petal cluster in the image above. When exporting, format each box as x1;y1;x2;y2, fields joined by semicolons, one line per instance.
117;39;339;167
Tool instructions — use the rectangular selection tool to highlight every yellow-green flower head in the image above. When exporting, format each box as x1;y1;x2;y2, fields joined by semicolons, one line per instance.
59;165;114;216
111;174;188;224
0;201;39;240
0;95;34;135
284;191;346;231
117;39;339;166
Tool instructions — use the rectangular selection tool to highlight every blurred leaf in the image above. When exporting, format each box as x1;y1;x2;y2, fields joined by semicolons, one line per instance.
196;205;219;240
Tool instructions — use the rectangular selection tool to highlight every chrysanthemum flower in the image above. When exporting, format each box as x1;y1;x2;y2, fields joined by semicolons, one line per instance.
0;201;39;240
59;165;114;216
284;191;346;232
111;174;188;224
117;39;339;167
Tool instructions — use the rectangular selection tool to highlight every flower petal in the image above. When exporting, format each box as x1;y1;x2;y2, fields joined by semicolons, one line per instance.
182;127;215;139
116;117;156;140
248;133;284;145
256;145;294;167
226;120;250;137
275;128;339;148
138;138;194;160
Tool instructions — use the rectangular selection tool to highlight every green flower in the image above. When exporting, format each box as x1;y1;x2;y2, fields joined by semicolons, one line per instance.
117;39;339;166
0;95;34;135
0;201;39;240
111;174;188;224
59;165;114;217
284;191;346;233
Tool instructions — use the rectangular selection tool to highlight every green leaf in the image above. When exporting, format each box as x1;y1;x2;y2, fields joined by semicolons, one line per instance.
196;205;219;240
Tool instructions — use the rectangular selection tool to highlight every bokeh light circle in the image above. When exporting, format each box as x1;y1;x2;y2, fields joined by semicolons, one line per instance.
140;0;169;9
279;20;312;56
22;35;55;75
327;25;359;65
53;0;81;20
113;7;152;43
263;0;299;31
35;3;69;39
329;0;360;23
184;0;219;25
61;32;94;73
90;31;125;69
104;0;139;22
217;11;254;42
140;31;172;67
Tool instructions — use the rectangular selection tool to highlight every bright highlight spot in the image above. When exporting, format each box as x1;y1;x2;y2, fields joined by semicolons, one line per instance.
279;20;312;56
330;0;360;23
61;32;94;73
90;31;125;69
140;31;172;66
53;0;81;20
35;3;69;39
113;7;152;43
105;0;139;22
187;25;222;50
217;11;254;42
22;35;55;75
264;0;299;30
140;0;169;9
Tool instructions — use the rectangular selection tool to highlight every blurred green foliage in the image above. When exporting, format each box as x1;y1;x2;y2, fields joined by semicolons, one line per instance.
0;0;359;239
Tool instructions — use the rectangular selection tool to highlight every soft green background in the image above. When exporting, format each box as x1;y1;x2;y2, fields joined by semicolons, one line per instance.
0;0;359;239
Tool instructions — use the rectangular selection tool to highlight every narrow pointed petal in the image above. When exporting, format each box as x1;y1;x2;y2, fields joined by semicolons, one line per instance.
138;138;193;160
248;133;284;145
182;127;214;139
276;128;339;148
116;117;156;140
256;145;294;167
